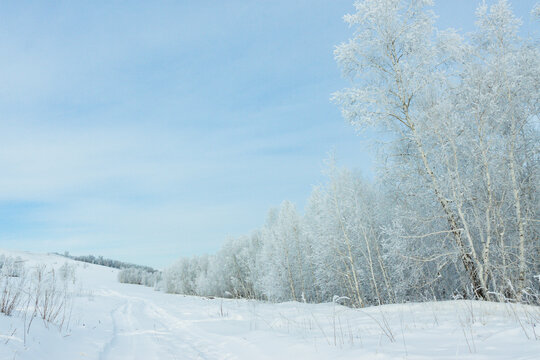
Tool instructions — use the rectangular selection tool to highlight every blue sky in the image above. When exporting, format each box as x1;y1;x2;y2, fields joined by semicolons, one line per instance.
0;0;537;267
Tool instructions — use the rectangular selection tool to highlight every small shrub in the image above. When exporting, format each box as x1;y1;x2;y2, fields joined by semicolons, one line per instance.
118;267;161;287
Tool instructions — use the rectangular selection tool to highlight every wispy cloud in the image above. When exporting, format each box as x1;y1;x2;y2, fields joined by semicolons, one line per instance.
0;0;381;266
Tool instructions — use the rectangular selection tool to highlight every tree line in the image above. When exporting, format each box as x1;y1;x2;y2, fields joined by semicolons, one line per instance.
56;252;157;274
162;0;539;306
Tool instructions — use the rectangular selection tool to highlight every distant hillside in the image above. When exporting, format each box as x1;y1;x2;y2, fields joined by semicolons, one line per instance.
54;252;157;273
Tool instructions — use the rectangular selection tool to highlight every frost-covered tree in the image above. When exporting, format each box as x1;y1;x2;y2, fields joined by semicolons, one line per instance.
333;0;539;301
118;267;161;287
205;234;261;299
305;163;392;306
257;202;314;302
160;0;538;306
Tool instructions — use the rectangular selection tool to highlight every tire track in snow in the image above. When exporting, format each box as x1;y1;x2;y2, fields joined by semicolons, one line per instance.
138;298;236;360
98;299;126;360
141;299;276;360
97;291;234;360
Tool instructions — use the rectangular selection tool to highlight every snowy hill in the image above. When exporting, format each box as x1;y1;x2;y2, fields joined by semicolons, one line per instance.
0;249;538;360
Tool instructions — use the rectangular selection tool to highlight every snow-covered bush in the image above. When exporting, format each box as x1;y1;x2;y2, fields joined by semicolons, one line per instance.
0;255;25;277
0;257;27;316
28;265;74;329
0;256;76;336
59;262;77;283
118;267;161;287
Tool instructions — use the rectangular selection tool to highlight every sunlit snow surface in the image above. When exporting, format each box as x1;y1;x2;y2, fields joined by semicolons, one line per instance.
0;249;538;360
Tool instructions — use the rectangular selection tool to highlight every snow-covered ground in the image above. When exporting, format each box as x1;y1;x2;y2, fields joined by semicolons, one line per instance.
0;249;538;360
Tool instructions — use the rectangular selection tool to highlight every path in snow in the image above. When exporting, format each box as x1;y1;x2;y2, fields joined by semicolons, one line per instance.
97;292;228;360
95;290;266;360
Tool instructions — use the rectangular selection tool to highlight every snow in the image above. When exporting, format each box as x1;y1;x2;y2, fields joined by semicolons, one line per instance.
1;249;538;359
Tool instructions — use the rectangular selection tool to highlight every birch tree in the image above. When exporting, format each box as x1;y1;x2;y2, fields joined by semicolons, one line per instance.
333;0;539;301
305;163;393;306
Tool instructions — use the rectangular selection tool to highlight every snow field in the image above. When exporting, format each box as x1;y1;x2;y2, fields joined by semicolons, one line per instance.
0;249;538;359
